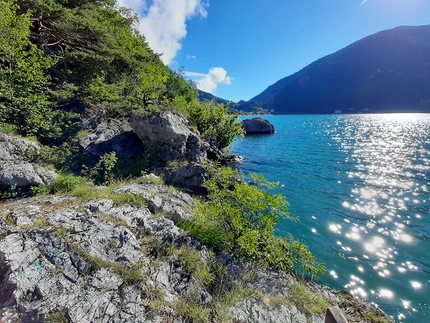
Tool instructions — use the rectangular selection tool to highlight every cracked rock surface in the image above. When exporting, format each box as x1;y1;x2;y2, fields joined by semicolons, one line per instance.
0;180;393;323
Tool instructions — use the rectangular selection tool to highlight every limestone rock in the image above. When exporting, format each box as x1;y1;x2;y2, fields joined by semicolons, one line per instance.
78;119;145;158
0;182;394;323
242;117;275;134
0;161;58;194
130;111;208;164
230;299;311;323
113;183;195;223
0;133;58;195
0;132;39;161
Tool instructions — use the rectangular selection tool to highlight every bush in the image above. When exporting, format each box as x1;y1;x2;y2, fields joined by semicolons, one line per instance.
172;97;244;149
182;165;325;278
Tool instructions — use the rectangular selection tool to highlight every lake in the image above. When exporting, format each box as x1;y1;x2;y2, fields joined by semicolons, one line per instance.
232;114;430;322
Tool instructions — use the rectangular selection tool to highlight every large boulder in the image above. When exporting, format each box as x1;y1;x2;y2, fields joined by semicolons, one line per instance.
0;161;58;194
130;111;209;164
0;132;39;160
0;133;58;195
242;117;275;134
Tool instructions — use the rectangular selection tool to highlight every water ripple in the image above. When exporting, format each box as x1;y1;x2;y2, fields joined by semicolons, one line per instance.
233;114;430;322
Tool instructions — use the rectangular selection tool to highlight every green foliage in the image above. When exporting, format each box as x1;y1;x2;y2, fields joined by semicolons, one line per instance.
31;174;88;195
1;0;240;151
0;0;58;140
82;151;117;184
173;97;244;148
178;219;233;253
184;165;325;278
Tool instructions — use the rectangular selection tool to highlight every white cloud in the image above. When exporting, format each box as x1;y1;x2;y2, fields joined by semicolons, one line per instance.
187;54;197;59
118;0;209;65
186;67;233;94
117;0;147;12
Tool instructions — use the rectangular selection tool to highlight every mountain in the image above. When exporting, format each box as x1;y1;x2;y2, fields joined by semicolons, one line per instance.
197;90;267;114
250;25;430;114
197;89;233;105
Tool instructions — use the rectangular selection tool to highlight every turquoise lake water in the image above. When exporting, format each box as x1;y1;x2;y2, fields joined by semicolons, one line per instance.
232;114;430;322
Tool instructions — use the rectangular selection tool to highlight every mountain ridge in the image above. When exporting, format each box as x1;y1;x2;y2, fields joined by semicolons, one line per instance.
246;24;430;114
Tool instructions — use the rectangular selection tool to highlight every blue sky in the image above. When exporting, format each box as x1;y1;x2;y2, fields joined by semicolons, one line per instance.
118;0;430;102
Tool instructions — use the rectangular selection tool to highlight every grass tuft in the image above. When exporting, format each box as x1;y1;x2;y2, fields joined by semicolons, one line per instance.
178;246;214;287
176;297;211;323
288;281;330;315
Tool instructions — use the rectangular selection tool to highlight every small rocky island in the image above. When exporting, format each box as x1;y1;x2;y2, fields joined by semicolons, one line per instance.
242;117;275;134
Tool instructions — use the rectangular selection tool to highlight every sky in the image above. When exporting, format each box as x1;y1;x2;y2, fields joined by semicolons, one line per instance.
117;0;430;102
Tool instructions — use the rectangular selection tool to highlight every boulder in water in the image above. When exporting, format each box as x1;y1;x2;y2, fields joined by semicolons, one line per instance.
242;118;275;134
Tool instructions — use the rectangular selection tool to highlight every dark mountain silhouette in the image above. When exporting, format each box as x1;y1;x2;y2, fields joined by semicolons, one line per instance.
249;25;430;114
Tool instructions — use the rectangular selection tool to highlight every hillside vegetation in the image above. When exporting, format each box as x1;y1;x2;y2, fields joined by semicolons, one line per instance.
0;0;241;146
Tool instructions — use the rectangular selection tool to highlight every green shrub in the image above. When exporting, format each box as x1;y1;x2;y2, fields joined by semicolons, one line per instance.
82;151;118;185
0;0;59;141
31;174;88;195
184;165;325;278
172;97;244;149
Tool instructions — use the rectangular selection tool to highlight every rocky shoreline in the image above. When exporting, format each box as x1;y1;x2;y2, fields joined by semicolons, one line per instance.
0;112;393;322
0;179;392;323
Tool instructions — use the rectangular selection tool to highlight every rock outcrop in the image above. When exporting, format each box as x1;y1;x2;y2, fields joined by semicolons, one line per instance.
130;111;209;164
0;177;393;323
0;133;58;195
78;119;144;159
242;118;275;134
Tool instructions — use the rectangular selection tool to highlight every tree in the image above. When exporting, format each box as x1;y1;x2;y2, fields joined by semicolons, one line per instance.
0;0;58;139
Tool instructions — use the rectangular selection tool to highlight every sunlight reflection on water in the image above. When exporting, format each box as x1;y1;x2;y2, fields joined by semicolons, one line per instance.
233;114;430;322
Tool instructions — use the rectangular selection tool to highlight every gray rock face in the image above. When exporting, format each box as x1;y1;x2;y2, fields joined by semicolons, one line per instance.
242;118;275;134
230;299;311;323
0;133;58;195
0;185;199;322
0;182;393;323
113;183;195;223
130;112;209;164
0;161;58;193
78;119;145;159
0;133;40;160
